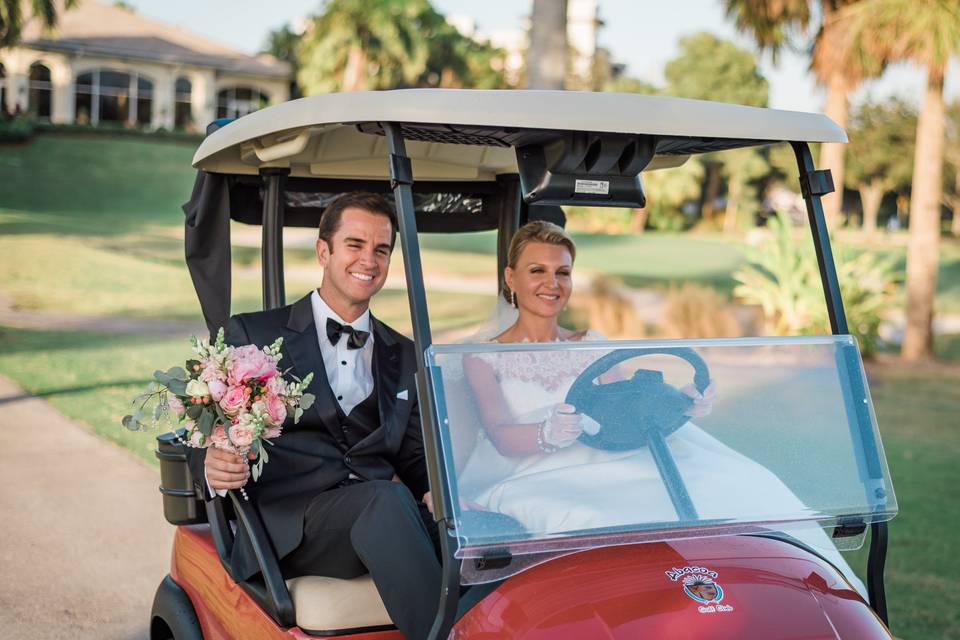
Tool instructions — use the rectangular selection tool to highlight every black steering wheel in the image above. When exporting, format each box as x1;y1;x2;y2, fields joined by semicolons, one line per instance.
565;347;711;451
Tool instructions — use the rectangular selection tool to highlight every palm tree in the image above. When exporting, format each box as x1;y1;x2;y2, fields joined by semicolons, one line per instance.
298;0;427;94
527;0;567;89
722;0;881;227
838;0;960;360
1;0;76;48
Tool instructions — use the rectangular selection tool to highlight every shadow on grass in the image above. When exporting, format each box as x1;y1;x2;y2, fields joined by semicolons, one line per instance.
0;326;167;355
0;378;152;405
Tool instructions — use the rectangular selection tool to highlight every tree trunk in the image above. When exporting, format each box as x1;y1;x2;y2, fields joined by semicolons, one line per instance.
701;163;722;221
953;171;960;236
858;182;884;235
343;46;367;92
722;182;741;233
819;71;851;229
527;0;568;89
632;207;648;234
902;69;946;361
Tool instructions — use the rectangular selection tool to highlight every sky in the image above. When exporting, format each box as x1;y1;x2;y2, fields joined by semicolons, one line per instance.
124;0;957;113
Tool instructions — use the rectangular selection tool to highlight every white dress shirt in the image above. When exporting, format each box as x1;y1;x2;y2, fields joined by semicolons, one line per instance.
207;290;375;497
310;289;375;415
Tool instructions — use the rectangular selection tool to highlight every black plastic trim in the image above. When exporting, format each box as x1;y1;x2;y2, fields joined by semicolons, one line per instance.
384;122;461;640
151;575;203;640
791;141;888;626
300;623;397;637
228;491;297;627
260;168;289;310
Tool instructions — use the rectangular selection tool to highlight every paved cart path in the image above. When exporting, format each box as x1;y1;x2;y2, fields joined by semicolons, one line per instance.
0;375;173;640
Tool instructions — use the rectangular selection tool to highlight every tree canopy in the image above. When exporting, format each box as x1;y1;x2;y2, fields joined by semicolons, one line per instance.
297;0;507;94
1;0;76;48
845;98;916;193
262;24;303;98
664;32;768;106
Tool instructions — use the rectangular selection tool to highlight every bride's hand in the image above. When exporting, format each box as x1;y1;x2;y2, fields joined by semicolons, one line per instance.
542;403;583;448
681;381;717;418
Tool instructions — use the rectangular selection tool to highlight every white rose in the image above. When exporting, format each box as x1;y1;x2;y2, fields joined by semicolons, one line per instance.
185;379;210;398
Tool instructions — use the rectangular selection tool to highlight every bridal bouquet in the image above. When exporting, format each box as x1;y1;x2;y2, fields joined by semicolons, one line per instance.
123;328;314;487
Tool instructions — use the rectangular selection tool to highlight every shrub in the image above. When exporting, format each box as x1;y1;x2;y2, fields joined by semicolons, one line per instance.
0;117;36;143
732;214;899;357
660;283;741;338
567;275;646;338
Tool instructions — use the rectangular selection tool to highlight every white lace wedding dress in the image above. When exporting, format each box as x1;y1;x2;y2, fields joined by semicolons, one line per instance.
455;336;868;597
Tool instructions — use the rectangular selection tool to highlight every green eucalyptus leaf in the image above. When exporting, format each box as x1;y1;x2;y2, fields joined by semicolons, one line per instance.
186;403;203;419
196;409;214;437
121;414;137;431
294;407;304;423
166;366;188;381
153;403;163;422
299;393;315;411
167;379;188;396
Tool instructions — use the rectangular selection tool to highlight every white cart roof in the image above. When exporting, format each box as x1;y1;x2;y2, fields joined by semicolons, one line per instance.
193;89;846;180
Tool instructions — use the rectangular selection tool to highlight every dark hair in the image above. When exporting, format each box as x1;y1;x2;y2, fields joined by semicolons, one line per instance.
318;192;398;250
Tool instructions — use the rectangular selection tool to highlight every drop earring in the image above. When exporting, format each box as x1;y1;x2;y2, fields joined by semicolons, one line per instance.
511;290;517;307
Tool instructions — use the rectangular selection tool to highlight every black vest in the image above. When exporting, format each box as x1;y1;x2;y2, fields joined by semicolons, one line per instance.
333;382;380;451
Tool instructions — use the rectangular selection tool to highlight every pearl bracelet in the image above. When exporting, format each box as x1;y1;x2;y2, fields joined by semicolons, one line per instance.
537;420;558;453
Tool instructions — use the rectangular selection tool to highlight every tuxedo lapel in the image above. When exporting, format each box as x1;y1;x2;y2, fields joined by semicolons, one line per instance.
351;315;401;453
283;293;344;443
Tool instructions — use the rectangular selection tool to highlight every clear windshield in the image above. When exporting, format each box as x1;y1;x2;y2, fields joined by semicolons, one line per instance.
425;336;896;582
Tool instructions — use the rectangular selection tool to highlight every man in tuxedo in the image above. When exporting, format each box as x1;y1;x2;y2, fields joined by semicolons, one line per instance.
196;192;440;639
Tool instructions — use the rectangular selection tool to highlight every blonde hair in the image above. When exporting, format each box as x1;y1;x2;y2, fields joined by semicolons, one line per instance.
502;220;576;304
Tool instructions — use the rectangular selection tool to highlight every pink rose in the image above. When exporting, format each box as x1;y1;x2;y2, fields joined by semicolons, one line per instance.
228;345;278;385
199;358;226;383
207;379;228;402
265;375;286;397
188;429;205;448
168;395;185;417
210;424;229;449
229;423;255;451
219;385;248;417
263;426;282;439
265;396;287;427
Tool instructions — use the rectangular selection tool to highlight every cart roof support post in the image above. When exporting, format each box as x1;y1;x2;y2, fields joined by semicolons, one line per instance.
383;123;462;640
791;141;889;625
495;174;524;297
260;168;289;310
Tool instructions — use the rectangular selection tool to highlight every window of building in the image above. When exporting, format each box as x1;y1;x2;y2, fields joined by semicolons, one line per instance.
174;76;192;129
74;69;154;126
0;63;7;116
28;62;52;120
216;86;269;119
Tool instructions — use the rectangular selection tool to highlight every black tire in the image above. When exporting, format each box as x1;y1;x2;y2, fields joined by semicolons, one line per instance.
151;575;204;640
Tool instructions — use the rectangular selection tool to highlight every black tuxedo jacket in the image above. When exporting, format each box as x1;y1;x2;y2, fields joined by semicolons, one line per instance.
187;292;429;581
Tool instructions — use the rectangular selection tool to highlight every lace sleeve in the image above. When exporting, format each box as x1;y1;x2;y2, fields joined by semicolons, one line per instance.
582;330;608;341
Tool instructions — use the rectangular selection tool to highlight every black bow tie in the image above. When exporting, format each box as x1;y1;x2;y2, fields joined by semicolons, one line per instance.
326;317;370;349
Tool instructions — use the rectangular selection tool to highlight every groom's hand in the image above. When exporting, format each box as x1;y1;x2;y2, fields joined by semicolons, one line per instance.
205;447;250;490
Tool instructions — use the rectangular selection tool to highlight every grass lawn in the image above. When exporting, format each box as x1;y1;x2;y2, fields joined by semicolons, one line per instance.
846;365;960;639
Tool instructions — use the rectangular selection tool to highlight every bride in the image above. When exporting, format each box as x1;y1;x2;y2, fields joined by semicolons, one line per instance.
454;220;867;596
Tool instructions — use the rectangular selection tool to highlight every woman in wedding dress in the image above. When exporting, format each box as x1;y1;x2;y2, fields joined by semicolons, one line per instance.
455;220;868;596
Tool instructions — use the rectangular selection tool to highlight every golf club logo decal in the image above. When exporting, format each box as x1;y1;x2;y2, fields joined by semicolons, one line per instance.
666;566;734;614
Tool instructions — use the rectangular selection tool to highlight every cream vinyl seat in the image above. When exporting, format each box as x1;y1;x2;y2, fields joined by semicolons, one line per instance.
286;574;392;632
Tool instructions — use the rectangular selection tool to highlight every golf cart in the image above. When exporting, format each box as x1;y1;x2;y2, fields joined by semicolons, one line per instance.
151;89;897;639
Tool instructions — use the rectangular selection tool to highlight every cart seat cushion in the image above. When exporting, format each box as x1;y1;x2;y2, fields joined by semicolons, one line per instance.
286;574;392;632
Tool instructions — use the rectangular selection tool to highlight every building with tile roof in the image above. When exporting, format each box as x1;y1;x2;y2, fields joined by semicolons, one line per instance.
0;0;290;130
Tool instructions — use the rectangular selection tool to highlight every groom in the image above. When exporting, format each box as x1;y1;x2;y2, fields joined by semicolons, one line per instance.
192;192;440;639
